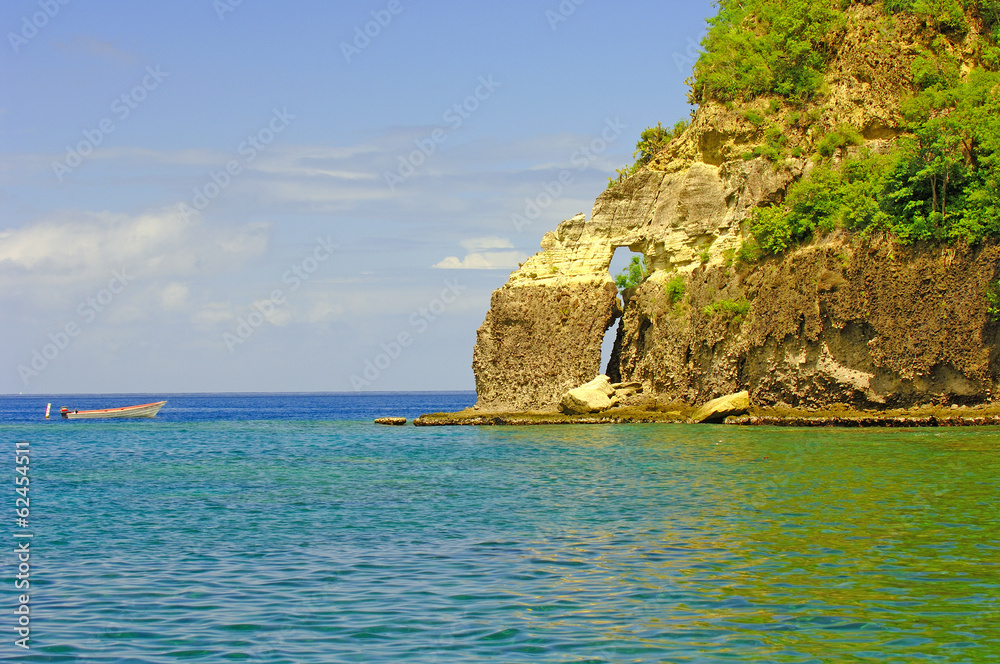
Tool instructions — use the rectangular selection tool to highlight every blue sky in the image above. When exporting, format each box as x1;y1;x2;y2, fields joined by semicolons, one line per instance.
1;0;715;394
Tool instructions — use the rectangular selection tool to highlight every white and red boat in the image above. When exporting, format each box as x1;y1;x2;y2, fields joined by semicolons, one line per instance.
60;401;166;420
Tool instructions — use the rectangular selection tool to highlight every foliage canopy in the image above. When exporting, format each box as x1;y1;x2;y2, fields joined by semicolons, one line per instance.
691;0;844;104
621;0;1000;254
745;66;1000;257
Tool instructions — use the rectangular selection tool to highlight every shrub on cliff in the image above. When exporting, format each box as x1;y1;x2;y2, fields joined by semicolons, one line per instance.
609;121;689;188
703;297;751;324
747;165;843;255
664;275;686;304
817;125;864;159
634;123;685;165
986;279;1000;320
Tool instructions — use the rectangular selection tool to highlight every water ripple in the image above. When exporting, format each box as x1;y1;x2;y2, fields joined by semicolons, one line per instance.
3;420;999;662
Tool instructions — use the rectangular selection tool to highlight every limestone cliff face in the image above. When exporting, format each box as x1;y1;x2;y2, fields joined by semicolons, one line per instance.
472;4;1000;411
473;159;799;412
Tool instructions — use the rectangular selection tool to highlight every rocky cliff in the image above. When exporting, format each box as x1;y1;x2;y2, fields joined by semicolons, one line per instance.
472;2;1000;412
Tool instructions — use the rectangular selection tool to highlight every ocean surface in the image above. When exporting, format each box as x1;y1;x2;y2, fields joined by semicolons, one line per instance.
1;393;998;663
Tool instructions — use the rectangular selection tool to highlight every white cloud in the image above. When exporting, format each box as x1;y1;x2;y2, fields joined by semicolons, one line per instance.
433;250;527;270
254;300;293;327
250;145;381;180
433;236;526;270
0;128;628;228
306;300;346;323
216;222;269;257
0;208;270;286
53;36;142;64
193;302;236;327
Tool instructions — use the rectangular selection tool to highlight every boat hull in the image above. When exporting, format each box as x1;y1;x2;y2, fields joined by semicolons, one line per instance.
61;401;167;420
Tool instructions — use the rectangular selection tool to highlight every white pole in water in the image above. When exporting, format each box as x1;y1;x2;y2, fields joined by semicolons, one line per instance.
45;403;51;419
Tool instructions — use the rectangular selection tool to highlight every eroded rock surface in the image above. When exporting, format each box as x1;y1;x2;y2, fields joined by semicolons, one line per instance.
559;375;617;415
473;280;619;412
612;241;1000;408
691;391;750;423
473;159;797;412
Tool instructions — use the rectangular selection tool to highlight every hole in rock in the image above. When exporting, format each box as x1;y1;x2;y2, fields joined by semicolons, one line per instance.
601;246;645;378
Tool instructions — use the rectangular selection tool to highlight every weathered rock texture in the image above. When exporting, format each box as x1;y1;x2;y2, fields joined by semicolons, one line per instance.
559;375;616;415
374;417;407;426
473;160;793;412
691;391;750;423
613;240;1000;408
473;278;619;412
471;4;1000;412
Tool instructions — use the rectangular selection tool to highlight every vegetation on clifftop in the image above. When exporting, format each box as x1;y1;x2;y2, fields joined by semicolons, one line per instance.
691;0;844;104
613;0;1000;256
691;0;1000;105
607;121;688;188
744;51;1000;259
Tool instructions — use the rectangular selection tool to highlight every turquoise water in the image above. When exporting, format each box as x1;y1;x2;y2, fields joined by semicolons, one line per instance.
2;395;999;662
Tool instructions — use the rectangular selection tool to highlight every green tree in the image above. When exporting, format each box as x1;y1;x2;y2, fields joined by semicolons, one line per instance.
614;256;647;291
634;123;673;165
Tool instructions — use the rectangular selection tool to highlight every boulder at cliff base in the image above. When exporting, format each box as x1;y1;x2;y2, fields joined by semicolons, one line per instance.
691;391;750;423
560;375;617;415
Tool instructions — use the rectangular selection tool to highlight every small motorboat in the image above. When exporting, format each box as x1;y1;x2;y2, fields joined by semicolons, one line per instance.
60;401;167;420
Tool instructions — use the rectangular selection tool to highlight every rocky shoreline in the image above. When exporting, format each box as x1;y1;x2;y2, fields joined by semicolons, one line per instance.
412;404;1000;427
727;415;1000;427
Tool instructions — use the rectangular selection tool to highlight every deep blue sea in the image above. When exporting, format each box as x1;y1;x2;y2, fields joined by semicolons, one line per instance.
1;393;998;663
